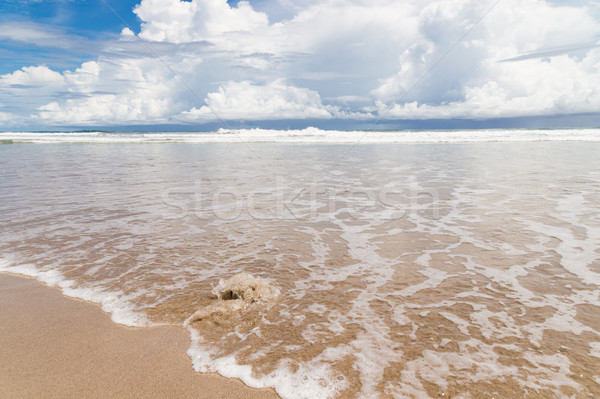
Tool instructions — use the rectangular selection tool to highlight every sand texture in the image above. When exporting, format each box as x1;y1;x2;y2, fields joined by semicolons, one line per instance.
0;273;280;399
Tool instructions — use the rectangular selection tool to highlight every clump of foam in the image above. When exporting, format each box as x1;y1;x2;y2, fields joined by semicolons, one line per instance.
184;273;279;326
213;272;279;303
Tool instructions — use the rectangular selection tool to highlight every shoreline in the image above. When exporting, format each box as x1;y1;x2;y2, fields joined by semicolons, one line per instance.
0;273;280;399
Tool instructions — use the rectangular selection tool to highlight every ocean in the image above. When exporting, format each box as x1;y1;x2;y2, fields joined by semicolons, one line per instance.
1;128;599;398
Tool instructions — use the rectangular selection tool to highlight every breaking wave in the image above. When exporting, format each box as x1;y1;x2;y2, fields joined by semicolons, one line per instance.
1;128;600;143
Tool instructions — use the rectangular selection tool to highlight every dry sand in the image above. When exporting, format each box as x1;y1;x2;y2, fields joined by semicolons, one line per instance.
0;273;280;399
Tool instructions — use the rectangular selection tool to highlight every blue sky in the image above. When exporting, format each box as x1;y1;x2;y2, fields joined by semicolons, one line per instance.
0;0;141;34
0;0;141;74
1;0;600;129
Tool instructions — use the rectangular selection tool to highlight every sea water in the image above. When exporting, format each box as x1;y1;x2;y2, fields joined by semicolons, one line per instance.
1;129;599;398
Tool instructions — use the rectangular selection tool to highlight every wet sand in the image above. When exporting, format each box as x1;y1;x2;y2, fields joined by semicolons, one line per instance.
2;141;600;397
0;273;280;399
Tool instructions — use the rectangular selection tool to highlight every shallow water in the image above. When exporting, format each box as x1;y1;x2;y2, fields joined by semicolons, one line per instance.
1;137;599;398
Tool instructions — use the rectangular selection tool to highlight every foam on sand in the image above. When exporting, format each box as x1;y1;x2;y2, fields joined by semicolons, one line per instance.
184;273;279;326
0;257;148;327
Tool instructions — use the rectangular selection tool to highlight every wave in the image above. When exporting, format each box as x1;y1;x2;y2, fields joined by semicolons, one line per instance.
0;258;150;327
1;127;600;143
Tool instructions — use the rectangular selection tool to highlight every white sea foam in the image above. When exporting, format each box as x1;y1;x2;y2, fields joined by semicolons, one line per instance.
187;328;348;399
1;128;600;144
590;342;600;358
184;272;279;326
0;256;148;326
0;259;39;277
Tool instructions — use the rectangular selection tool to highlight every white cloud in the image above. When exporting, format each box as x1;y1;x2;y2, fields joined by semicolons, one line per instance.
372;0;600;118
63;61;100;90
180;80;339;120
0;21;57;43
31;60;182;125
0;111;19;127
37;94;174;125
1;0;600;126
1;65;65;86
15;59;186;125
381;50;600;119
134;0;269;43
0;21;105;51
121;27;135;37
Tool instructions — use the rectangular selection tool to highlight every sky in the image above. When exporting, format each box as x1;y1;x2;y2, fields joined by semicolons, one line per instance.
1;0;599;130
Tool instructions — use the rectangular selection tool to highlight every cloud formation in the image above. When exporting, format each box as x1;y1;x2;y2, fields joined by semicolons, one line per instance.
181;80;340;121
135;0;269;43
0;0;599;127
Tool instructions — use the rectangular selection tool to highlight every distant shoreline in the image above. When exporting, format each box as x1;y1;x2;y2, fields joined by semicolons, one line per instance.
2;111;600;133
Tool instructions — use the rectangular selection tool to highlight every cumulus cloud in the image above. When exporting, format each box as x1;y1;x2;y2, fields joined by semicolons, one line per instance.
180;80;340;120
0;57;189;125
29;59;184;125
380;50;600;119
134;0;269;43
37;94;173;125
1;65;64;87
1;0;599;127
0;66;67;115
372;0;600;118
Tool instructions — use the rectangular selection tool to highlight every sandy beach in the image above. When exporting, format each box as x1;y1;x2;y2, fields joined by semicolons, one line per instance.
0;273;280;399
2;140;599;397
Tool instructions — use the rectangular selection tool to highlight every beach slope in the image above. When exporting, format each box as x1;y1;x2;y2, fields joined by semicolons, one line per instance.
0;273;280;399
